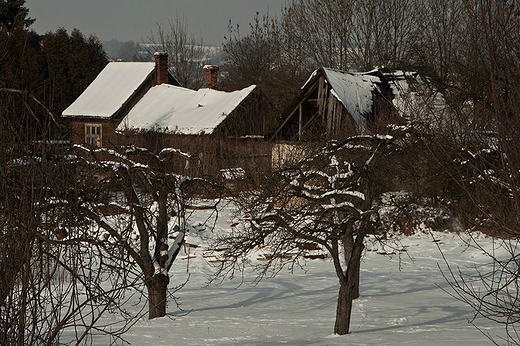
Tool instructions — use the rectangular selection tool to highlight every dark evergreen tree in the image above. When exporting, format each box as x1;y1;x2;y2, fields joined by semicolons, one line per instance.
0;26;107;139
40;28;108;114
0;0;34;31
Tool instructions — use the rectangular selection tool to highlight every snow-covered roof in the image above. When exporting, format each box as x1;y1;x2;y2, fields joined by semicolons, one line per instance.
117;84;257;135
62;62;156;118
322;68;381;126
384;70;448;125
301;68;382;128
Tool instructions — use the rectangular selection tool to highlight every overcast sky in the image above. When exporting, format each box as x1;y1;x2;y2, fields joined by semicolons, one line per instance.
27;0;287;45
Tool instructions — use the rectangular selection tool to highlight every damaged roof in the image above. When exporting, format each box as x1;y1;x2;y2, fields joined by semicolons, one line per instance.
315;68;383;126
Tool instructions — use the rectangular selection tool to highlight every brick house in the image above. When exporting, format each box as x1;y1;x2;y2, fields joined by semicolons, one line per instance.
62;53;273;176
62;53;180;148
113;66;271;176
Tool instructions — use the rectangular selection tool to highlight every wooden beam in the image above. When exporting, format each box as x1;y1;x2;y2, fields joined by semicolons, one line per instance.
327;94;334;140
318;78;325;117
270;79;321;141
298;104;303;141
270;98;303;141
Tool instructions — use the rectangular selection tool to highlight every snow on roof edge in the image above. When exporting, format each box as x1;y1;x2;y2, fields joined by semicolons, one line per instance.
301;68;320;90
117;84;257;135
62;62;156;118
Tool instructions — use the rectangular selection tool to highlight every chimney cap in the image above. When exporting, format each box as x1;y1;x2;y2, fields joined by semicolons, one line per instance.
154;52;168;56
203;65;219;71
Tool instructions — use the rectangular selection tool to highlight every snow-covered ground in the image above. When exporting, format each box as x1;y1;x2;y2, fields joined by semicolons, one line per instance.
96;202;508;345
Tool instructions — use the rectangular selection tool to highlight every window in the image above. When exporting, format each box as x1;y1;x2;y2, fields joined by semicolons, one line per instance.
85;124;102;147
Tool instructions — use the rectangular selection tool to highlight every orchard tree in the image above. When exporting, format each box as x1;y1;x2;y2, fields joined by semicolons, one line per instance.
0;86;215;343
213;130;419;335
425;0;520;343
61;145;215;319
0;89;137;345
1;126;216;344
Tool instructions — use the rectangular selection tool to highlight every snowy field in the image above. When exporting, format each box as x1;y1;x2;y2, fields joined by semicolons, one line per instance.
94;202;508;345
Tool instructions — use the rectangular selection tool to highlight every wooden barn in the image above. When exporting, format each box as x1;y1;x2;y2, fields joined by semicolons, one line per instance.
271;67;399;142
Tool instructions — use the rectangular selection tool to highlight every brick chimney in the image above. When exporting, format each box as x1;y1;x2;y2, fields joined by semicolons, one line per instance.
203;65;219;89
154;52;169;85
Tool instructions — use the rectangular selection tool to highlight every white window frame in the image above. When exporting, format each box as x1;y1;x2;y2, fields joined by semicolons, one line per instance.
85;123;102;147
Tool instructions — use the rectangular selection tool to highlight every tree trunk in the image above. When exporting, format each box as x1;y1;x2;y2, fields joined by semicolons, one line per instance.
334;282;353;335
334;234;365;335
147;274;169;319
343;234;363;299
351;241;363;299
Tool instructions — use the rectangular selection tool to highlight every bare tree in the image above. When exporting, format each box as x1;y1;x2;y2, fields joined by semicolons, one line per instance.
369;0;421;68
0;88;216;344
57;144;216;320
147;14;208;89
1;6;208;342
223;13;284;87
410;0;520;343
212;130;420;335
0;89;139;345
281;0;355;70
410;0;465;92
280;0;420;71
222;11;311;129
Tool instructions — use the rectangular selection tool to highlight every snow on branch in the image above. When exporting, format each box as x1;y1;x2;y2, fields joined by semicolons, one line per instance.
164;231;185;272
159;147;192;161
123;145;192;163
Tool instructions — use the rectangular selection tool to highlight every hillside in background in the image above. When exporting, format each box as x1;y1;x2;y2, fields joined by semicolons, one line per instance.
102;38;223;65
